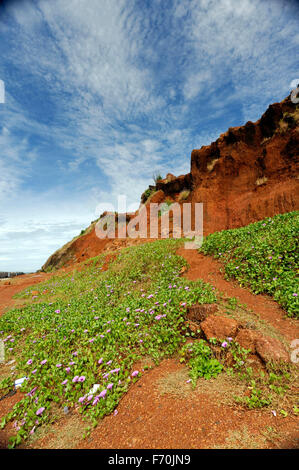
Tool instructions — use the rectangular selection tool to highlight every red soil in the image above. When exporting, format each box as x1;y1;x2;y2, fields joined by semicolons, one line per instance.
0;273;52;316
177;247;299;342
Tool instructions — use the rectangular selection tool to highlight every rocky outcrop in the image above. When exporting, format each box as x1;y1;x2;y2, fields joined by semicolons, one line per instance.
200;314;239;341
156;95;299;234
42;94;299;270
235;329;290;364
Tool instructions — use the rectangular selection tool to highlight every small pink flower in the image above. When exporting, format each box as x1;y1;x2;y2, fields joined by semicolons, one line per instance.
92;396;100;405
131;370;139;377
72;376;79;383
99;389;107;398
36;407;45;416
79;376;85;382
98;358;103;364
27;359;33;365
30;426;36;435
62;379;68;385
40;359;47;365
107;383;113;390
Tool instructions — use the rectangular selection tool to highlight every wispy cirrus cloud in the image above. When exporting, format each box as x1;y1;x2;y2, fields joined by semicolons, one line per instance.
0;0;298;271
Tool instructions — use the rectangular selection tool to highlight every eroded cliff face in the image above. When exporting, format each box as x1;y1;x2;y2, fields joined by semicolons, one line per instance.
42;95;299;270
157;95;299;234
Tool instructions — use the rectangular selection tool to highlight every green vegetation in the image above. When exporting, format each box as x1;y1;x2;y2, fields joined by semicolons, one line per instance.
1;212;298;448
201;211;299;317
153;172;163;184
179;340;223;385
141;186;156;203
0;239;217;447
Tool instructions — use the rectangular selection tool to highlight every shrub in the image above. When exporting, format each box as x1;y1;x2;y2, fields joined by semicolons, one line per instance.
153;172;163;185
201;211;299;317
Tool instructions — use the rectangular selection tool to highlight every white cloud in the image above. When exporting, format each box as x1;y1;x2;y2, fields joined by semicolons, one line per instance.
0;0;298;271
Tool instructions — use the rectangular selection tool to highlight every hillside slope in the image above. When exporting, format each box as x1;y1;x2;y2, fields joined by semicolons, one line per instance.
42;94;299;271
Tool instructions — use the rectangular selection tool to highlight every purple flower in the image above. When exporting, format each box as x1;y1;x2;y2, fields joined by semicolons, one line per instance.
99;389;107;398
56;363;62;368
98;358;103;364
27;359;33;365
65;367;71;373
26;387;37;397
72;376;79;383
92;396;100;406
221;341;228;348
40;359;47;365
79;376;86;382
62;380;68;385
131;370;139;377
55;310;61;314
36;407;45;416
32;369;37;375
107;383;113;390
293;293;298;297
78;396;85;403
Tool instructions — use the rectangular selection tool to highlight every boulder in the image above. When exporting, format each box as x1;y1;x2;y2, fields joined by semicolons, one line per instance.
200;314;239;341
235;329;290;364
255;335;290;364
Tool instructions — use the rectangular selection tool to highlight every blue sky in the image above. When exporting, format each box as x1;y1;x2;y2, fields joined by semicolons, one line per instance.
0;0;298;272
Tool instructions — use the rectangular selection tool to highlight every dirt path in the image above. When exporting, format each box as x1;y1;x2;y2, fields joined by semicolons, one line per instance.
0;273;52;316
177;247;299;342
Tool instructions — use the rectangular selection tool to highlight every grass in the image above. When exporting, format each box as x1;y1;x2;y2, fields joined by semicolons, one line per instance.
200;211;299;317
0;239;218;447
